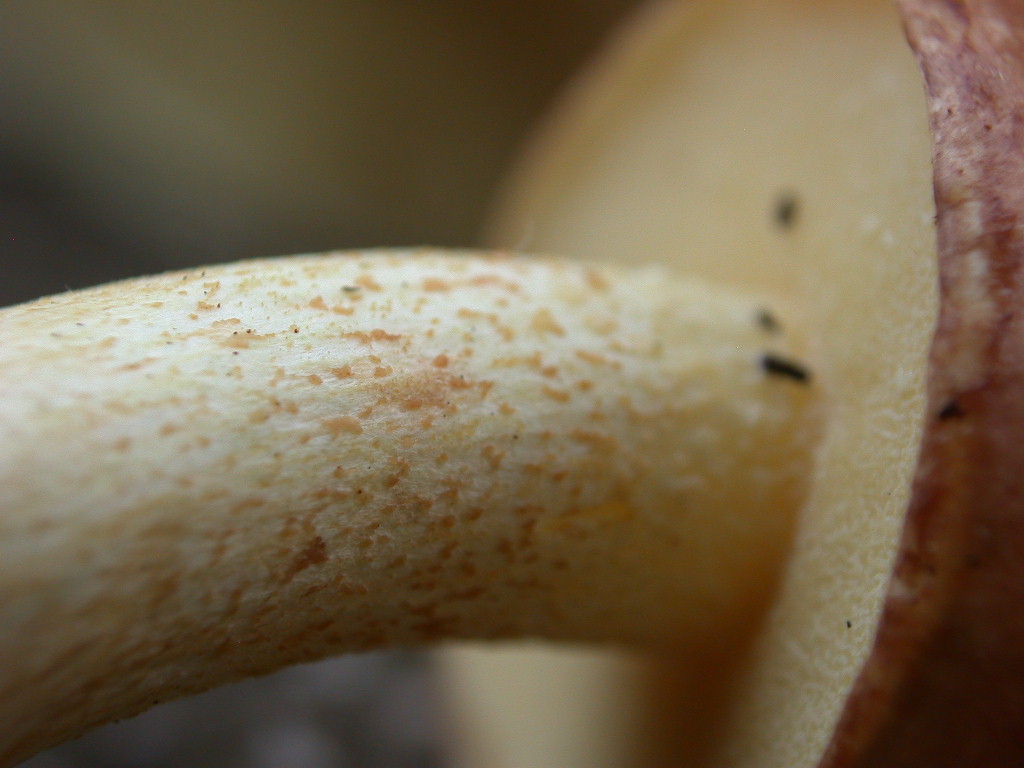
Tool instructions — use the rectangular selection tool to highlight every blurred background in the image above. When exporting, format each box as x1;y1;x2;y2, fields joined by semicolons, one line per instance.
1;1;643;766
0;0;642;306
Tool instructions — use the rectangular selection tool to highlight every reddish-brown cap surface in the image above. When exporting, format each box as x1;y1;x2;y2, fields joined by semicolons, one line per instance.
822;2;1024;765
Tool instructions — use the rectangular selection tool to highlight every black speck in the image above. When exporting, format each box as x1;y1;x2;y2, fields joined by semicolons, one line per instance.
761;353;811;384
756;309;781;333
939;399;964;420
774;191;799;230
342;285;360;293
845;620;852;629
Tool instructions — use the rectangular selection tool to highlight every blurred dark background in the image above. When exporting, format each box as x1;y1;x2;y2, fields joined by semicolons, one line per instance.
1;2;641;766
0;0;641;307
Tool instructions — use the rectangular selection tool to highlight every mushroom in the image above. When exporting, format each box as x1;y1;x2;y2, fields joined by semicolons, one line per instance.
487;0;1024;765
0;254;819;765
1;3;1022;768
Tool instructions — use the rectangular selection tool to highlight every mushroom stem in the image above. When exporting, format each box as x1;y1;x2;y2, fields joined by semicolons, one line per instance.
0;250;819;765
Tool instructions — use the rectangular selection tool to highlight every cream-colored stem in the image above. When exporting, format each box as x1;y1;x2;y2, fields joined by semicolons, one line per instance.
0;250;818;765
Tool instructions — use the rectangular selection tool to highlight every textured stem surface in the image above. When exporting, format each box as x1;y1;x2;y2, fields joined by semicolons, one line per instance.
0;250;818;764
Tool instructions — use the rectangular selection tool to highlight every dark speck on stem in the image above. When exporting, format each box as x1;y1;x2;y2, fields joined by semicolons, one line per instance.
760;353;811;384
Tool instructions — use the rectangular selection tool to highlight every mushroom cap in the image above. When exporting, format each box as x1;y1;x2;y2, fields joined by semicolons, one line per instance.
823;2;1024;765
491;0;1024;764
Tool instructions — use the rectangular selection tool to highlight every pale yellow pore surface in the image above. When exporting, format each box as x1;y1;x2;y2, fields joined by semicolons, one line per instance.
490;0;937;765
0;251;817;766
